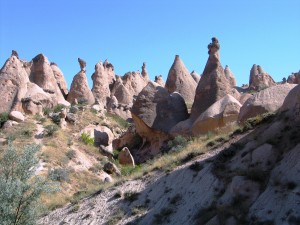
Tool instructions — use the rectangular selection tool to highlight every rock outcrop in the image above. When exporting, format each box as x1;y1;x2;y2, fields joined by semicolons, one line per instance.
287;71;300;84
249;64;276;91
91;60;115;105
50;62;68;98
190;70;201;83
192;94;241;135
131;82;188;159
239;83;296;122
118;147;135;166
67;59;95;105
165;55;197;104
154;75;165;86
224;65;236;87
190;37;233;121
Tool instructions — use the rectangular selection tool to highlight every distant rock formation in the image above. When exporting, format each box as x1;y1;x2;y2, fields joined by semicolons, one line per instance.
165;55;197;104
141;62;148;79
91;60;115;105
50;62;69;98
190;37;233;121
67;59;95;105
224;65;236;87
154;75;165;86
78;58;86;72
190;70;201;83
131;82;188;160
287;71;300;84
249;64;276;91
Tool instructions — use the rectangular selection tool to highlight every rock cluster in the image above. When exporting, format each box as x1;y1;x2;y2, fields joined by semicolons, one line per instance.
249;64;276;91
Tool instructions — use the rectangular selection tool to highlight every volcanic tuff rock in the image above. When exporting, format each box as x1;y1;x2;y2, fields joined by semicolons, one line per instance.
154;75;165;86
118;147;135;166
50;62;68;98
190;70;201;83
131;82;188;159
224;65;236;87
91;60;115;105
67;59;95;105
190;37;233;121
141;62;149;79
192;94;241;135
287;71;300;84
111;76;133;105
249;64;276;91
239;83;297;122
165;55;197;104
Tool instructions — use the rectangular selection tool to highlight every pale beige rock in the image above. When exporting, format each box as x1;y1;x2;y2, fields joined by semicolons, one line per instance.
165;55;197;104
249;64;276;91
9;111;24;122
59;118;67;129
141;62;149;79
287;71;300;84
67;60;95;105
50;62;69;97
21;97;43;115
190;37;233;121
0;138;7;146
190;70;201;83
122;70;149;99
111;76;132;105
154;75;165;86
192;94;241;135
118;147;135;166
224;65;236;87
239;83;296;122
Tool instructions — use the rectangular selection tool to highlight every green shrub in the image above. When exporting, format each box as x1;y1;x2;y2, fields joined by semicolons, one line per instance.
51;114;61;125
20;129;33;137
43;124;59;137
121;164;142;176
106;113;130;129
168;135;188;151
0;112;9;126
53;104;65;113
66;149;76;160
80;132;94;145
124;191;139;202
48;168;70;182
43;107;52;115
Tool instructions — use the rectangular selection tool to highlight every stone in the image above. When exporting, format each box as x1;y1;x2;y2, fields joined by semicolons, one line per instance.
239;83;296;122
287;71;300;84
91;60;115;105
190;37;233;121
67;59;95;105
154;75;165;86
192;94;241;135
78;58;86;71
103;162;121;176
224;65;236;87
118;147;135;166
60;108;67;119
50;62;69;98
165;55;197;104
66;113;76;124
190;70;201;83
110;76;132;105
141;62;149;79
0;138;7;146
249;64;276;91
9;111;24;122
59;118;67;129
21;97;43;115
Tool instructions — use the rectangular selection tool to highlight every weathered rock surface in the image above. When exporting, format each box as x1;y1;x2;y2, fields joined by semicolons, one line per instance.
190;37;233;121
91;60;115;105
249;64;276;91
192;94;241;135
224;65;236;87
239;83;296;122
154;75;165;86
118;147;135;166
287;71;300;84
9;111;24;122
67;59;95;105
165;55;197;104
50;62;68;98
103;162;121;176
190;70;201;83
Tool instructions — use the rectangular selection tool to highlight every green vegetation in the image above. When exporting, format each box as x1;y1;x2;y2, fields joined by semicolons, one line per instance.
167;135;188;151
106;112;130;129
106;208;125;225
43;124;59;137
0;112;9;127
65;149;76;160
48;168;70;182
80;132;94;145
0;142;56;225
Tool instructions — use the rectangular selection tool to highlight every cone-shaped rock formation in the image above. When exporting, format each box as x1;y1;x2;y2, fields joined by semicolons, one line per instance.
249;64;276;91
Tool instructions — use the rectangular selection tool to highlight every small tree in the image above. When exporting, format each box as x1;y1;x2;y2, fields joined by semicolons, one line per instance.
0;142;56;225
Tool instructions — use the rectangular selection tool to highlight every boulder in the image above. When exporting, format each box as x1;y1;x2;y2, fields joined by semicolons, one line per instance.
66;113;76;124
118;147;135;166
239;83;296;122
224;65;236;87
154;75;165;86
67;59;95;105
192;94;241;135
165;55;197;104
249;64;276;91
111;76;132;105
9;111;24;122
190;70;201;83
21;97;43;115
50;62;69;97
190;37;233;121
91;60;115;105
103;162;121;176
80;125;114;152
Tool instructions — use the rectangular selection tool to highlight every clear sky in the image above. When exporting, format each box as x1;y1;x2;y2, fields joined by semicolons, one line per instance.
0;0;299;88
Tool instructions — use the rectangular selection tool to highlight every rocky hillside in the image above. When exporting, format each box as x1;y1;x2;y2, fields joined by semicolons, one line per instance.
1;37;300;225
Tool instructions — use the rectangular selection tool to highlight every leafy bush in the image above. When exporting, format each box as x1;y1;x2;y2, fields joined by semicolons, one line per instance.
21;129;33;137
106;113;130;129
0;142;56;225
0;112;9;126
53;104;65;113
43;124;59;137
43;107;52;116
48;168;70;182
80;132;94;146
168;135;188;151
66;149;76;160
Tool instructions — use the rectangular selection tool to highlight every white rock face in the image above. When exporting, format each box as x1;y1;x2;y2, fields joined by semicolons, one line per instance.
9;111;24;122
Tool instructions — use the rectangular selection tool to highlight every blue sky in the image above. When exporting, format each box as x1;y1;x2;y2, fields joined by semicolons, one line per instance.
0;0;299;87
